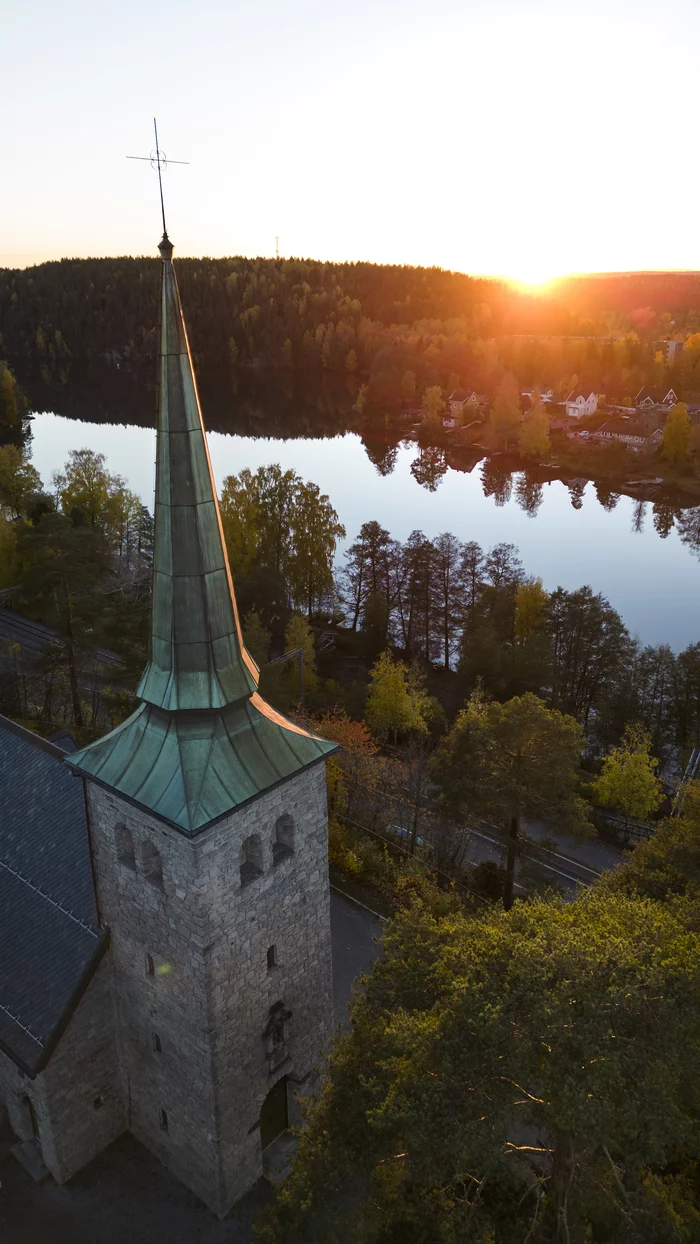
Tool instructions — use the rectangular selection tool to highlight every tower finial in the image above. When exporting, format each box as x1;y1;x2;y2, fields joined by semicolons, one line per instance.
153;117;167;238
126;120;189;242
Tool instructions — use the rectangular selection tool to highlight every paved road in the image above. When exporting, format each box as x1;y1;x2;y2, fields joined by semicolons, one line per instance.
330;889;384;1028
463;818;627;897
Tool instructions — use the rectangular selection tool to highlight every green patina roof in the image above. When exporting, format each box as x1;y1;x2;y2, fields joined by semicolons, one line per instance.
68;233;335;835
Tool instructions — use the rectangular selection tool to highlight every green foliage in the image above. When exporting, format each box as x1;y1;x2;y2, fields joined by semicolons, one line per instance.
518;394;550;458
53;447;143;562
261;885;700;1243
220;464;344;616
0;513;18;588
662;403;692;465
0;361;28;427
365;651;429;742
593;722;664;823
422;385;445;421
433;690;588;908
489;373;521;449
0;444;42;517
513;577;549;643
241;608;271;668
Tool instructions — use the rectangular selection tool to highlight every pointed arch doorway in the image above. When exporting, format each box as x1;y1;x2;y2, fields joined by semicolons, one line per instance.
260;1075;288;1152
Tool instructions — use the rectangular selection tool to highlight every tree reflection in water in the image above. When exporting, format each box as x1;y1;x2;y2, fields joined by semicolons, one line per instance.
480;458;512;506
361;436;399;477
411;446;448;492
567;480;586;510
678;507;700;557
652;503;679;538
514;471;544;517
631;499;647;533
594;483;620;511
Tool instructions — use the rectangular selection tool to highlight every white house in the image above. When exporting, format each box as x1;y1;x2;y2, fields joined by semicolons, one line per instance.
448;389;488;418
521;387;557;404
565;388;598;419
634;387;678;408
595;419;663;454
448;389;473;417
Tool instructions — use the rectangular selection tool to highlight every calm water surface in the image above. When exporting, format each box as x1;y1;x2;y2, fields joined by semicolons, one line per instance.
29;412;700;651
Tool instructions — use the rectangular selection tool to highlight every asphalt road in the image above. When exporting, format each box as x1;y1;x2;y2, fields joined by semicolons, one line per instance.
463;819;628;897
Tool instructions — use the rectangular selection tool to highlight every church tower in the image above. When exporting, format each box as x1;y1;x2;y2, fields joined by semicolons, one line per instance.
68;232;336;1216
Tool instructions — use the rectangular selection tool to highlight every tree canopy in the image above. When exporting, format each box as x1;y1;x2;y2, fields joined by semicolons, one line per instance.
261;788;700;1244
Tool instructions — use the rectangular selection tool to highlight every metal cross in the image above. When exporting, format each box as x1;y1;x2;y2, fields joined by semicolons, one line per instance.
127;118;188;237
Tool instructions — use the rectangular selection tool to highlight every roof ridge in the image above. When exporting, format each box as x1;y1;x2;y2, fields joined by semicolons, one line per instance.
0;859;100;937
0;999;44;1047
0;713;68;760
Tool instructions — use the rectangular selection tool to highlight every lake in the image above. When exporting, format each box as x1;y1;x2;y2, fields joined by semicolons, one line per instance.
27;409;700;652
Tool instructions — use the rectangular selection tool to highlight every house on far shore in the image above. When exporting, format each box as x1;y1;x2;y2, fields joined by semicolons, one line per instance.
652;340;685;364
521;386;558;405
448;389;488;418
565;388;599;419
635;386;678;408
595;418;663;454
448;389;472;416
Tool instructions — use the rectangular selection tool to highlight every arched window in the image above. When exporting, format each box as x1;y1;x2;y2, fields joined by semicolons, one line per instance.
273;814;294;864
240;834;263;887
115;823;136;871
142;840;164;891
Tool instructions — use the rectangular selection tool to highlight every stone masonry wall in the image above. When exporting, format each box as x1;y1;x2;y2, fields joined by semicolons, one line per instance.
85;759;333;1217
0;957;125;1183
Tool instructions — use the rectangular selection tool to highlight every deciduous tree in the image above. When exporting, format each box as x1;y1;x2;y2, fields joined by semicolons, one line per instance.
365;651;428;742
593;722;663;827
433;690;588;908
662;402;692;465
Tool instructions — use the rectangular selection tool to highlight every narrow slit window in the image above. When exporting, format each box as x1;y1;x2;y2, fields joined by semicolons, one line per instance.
267;945;276;971
152;1032;162;1053
239;834;263;887
159;1108;168;1132
146;954;155;976
115;823;136;871
273;815;294;864
142;840;164;891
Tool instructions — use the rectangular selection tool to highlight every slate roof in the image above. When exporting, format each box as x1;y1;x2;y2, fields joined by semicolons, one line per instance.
0;716;106;1075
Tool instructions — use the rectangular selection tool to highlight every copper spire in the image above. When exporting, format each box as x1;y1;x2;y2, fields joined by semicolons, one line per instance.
137;236;259;710
68;233;336;834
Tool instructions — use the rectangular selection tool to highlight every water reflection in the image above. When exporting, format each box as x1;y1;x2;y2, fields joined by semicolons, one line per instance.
410;446;448;492
514;473;544;517
481;459;512;506
632;499;647;534
362;436;400;477
652;504;677;538
594;483;620;511
678;508;700;558
568;480;586;510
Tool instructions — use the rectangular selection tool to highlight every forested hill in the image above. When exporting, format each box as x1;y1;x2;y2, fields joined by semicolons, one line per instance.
0;256;598;373
552;271;700;321
3;258;700;409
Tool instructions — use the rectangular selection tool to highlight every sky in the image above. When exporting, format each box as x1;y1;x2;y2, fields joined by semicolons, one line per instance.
3;0;700;282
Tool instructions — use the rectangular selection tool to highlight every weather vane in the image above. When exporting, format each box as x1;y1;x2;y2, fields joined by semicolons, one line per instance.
127;118;188;237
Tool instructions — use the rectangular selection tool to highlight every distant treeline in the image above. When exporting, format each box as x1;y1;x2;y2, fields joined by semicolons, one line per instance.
4;258;700;416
